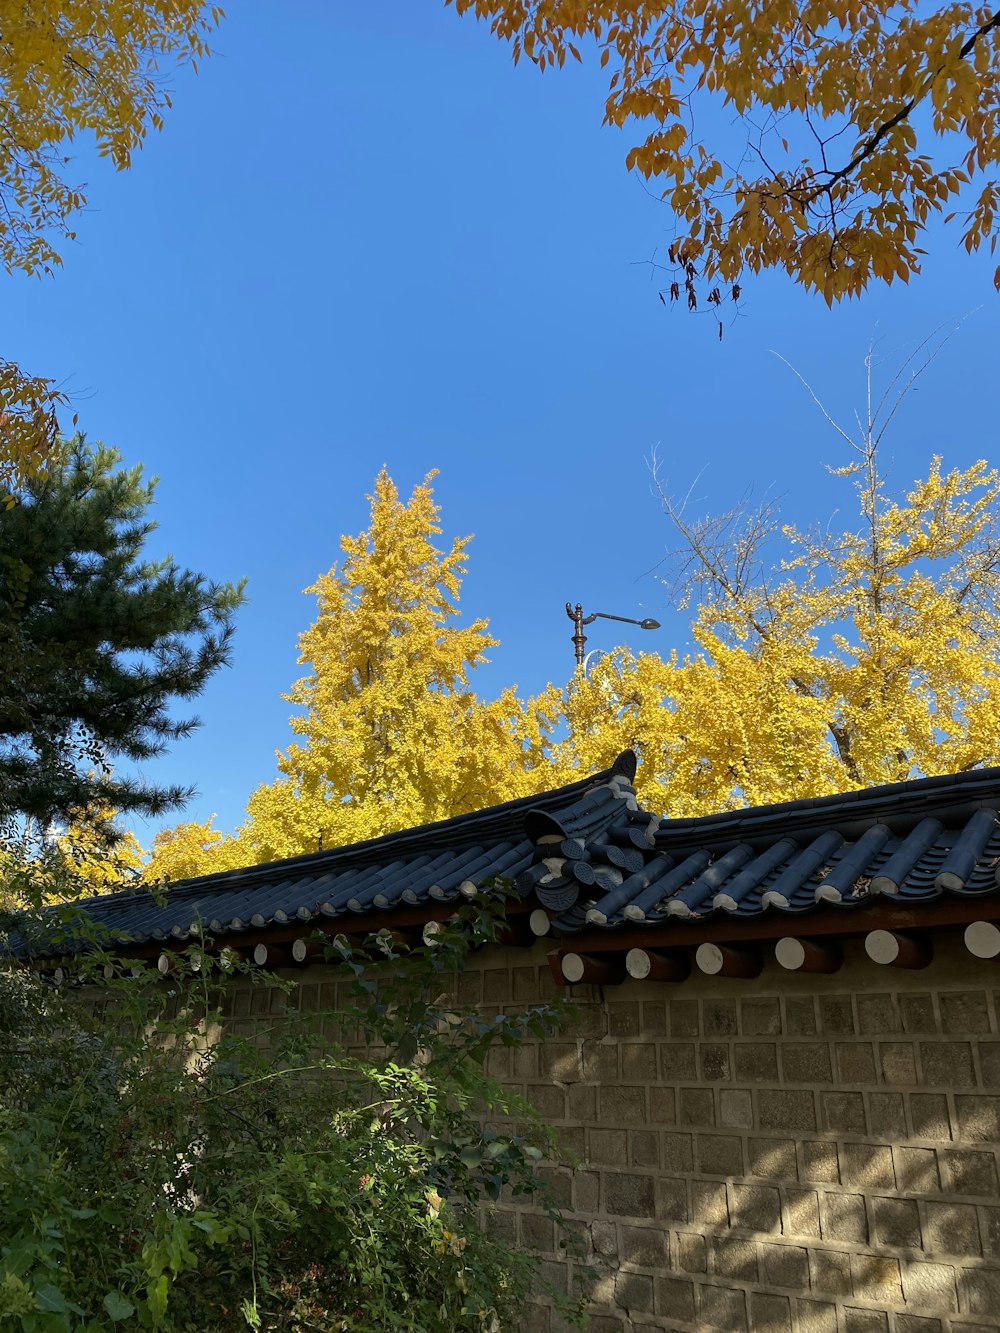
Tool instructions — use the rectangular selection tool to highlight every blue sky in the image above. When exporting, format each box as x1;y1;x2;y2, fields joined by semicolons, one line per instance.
8;4;1000;841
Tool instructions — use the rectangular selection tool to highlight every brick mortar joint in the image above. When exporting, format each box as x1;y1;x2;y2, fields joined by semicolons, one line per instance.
609;1228;995;1269
598;1172;1000;1208
661;1277;948;1316
612;1214;999;1261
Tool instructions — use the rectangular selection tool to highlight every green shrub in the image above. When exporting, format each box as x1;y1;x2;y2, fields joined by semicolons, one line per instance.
0;891;590;1331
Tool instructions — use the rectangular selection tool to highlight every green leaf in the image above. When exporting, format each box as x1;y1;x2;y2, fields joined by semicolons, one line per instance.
103;1292;136;1322
35;1283;83;1315
396;1032;418;1065
147;1273;168;1322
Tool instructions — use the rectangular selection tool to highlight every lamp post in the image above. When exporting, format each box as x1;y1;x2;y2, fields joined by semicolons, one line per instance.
565;602;661;669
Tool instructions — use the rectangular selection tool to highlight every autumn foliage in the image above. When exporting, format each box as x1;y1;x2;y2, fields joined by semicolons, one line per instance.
449;0;1000;303
142;437;1000;883
0;1;220;279
0;1;222;492
546;451;1000;813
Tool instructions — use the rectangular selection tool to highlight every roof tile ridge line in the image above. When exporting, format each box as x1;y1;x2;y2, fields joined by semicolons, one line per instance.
653;764;1000;839
97;758;634;906
524;772;659;841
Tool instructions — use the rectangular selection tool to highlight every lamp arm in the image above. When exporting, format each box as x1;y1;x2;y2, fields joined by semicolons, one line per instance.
592;611;644;627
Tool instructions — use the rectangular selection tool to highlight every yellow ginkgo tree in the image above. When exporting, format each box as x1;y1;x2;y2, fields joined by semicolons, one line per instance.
53;807;145;897
142;816;248;885
449;0;1000;304
0;1;220;279
207;469;550;866
545;356;1000;813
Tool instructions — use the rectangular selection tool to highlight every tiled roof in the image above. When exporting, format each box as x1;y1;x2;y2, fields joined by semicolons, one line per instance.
30;752;1000;957
566;766;1000;934
55;754;639;951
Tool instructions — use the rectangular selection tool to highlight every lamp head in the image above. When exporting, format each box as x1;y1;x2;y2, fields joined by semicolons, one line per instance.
639;618;661;630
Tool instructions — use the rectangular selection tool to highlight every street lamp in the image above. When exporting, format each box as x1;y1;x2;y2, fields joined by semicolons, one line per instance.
565;602;661;669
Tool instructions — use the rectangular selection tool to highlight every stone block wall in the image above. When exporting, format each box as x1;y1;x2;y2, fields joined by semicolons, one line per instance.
218;930;1000;1331
458;932;1000;1333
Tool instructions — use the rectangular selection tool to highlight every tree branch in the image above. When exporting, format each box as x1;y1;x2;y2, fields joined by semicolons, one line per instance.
806;8;1000;200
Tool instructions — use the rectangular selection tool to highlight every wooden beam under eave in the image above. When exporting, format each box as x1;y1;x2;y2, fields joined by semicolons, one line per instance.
110;898;531;963
252;942;297;968
546;949;627;987
696;942;763;979
560;951;627;986
625;947;690;982
775;937;843;974
529;909;551;937
965;919;1000;959
289;938;324;965
864;929;933;969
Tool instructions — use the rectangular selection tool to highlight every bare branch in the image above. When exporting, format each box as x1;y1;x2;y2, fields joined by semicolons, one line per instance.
871;315;975;447
648;448;781;637
769;351;860;455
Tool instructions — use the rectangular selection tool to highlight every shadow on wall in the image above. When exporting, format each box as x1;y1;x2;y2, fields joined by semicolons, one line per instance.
454;933;1000;1333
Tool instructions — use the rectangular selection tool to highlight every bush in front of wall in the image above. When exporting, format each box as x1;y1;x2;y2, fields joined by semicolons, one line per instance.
0;888;589;1332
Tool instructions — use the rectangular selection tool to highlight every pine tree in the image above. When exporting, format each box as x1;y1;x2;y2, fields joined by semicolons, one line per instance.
0;437;243;830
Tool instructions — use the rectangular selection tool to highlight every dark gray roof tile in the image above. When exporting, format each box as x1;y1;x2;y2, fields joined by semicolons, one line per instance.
665;842;756;918
936;808;999;890
623;850;713;922
870;817;944;894
761;830;844;908
814;823;893;903
713;837;798;912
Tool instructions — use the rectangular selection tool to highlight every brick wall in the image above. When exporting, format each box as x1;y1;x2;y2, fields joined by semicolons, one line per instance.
456;932;1000;1333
